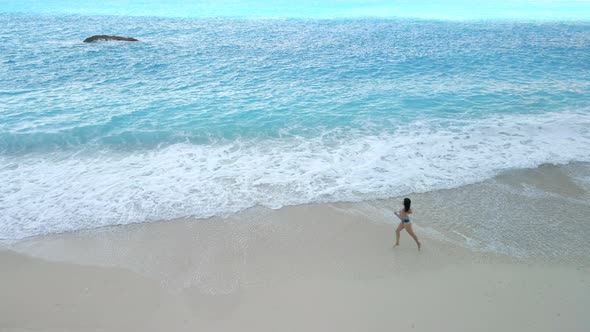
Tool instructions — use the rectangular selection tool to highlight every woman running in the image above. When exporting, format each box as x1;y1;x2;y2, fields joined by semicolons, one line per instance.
394;198;421;250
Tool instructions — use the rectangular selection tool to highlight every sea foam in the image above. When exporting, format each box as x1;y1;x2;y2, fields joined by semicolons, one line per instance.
1;111;589;240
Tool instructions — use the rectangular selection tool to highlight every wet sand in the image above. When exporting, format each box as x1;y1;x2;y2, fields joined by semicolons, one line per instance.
2;164;590;331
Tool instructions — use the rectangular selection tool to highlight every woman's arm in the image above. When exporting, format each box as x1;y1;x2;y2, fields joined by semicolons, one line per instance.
394;210;405;221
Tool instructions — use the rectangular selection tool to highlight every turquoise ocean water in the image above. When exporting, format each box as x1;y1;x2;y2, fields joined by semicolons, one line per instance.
1;2;590;241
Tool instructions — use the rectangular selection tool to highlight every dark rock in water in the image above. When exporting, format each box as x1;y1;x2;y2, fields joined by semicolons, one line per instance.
83;35;139;43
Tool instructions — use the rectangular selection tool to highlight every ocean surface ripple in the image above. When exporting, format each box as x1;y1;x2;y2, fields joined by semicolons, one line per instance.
1;15;590;240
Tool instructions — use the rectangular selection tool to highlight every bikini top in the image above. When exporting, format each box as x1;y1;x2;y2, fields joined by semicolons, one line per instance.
402;210;411;222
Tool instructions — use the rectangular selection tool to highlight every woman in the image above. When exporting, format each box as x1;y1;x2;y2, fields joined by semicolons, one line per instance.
394;198;421;250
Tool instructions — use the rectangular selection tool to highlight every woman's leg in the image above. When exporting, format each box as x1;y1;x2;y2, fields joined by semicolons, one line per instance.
404;223;421;250
394;222;404;246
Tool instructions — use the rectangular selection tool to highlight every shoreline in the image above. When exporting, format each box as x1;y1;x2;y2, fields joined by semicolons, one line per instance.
2;202;589;331
5;162;589;263
1;162;589;331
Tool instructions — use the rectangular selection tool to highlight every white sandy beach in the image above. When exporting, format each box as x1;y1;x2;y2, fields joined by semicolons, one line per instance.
2;175;590;332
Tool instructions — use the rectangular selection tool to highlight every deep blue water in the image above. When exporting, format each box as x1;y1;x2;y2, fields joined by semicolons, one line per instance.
1;14;590;239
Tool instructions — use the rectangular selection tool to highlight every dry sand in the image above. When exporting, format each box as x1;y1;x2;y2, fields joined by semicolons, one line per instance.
2;202;589;332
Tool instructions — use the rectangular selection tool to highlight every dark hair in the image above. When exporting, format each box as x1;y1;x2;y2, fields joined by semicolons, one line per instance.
403;198;411;212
